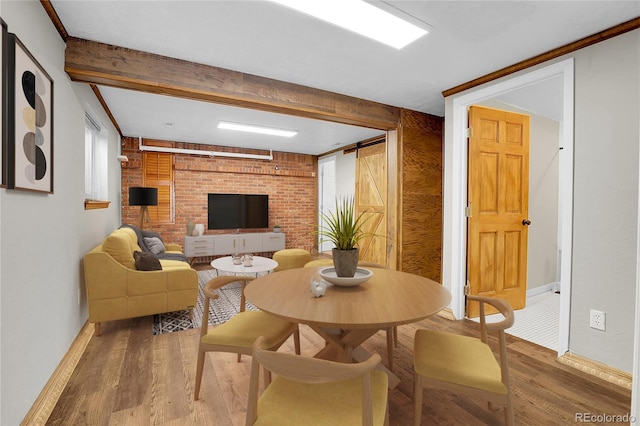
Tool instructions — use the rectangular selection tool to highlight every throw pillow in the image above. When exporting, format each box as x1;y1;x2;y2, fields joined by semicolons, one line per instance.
133;251;162;271
144;237;166;255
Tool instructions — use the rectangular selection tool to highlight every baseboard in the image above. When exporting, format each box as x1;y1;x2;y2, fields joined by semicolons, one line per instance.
558;352;632;390
527;281;560;298
21;321;93;425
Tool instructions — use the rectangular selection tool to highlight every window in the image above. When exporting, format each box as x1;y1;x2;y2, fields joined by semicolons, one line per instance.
143;150;174;223
84;113;108;204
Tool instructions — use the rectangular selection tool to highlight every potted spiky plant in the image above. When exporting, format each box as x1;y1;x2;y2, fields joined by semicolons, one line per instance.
317;196;369;277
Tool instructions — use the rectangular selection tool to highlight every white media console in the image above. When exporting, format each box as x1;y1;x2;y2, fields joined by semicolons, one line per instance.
184;232;285;259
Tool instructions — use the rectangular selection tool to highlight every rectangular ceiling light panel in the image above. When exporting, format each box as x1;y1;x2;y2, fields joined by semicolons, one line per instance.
272;0;428;49
218;121;298;137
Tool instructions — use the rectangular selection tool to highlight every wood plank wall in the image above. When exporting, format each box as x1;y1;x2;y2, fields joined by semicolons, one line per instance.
397;110;443;282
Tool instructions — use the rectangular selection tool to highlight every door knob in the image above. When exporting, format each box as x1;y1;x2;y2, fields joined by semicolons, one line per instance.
522;219;532;226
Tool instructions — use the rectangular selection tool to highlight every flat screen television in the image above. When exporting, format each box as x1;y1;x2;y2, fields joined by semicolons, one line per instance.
208;193;269;230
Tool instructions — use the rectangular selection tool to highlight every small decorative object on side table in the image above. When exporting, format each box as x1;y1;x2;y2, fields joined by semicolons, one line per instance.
273;225;282;233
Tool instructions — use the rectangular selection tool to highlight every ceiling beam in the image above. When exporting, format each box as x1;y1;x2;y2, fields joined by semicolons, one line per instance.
64;37;401;130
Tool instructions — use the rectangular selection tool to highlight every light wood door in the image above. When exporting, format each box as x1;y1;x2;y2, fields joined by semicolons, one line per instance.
467;106;530;317
356;143;387;266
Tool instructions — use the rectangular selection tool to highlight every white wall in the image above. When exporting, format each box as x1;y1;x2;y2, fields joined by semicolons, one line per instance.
527;114;560;290
0;2;121;424
334;150;356;198
568;29;639;371
318;150;356;199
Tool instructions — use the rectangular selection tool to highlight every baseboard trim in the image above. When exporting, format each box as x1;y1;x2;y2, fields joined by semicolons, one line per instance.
527;282;560;298
21;321;93;425
558;352;632;390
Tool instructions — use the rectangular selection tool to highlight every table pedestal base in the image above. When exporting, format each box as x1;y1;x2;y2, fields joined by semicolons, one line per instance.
310;326;401;389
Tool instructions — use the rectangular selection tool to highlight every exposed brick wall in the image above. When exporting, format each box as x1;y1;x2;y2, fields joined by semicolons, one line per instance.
121;137;318;255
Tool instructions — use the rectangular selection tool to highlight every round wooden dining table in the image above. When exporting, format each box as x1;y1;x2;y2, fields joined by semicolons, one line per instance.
245;266;451;386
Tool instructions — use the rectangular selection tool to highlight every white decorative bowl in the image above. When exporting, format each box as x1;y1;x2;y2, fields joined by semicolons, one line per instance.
318;267;373;287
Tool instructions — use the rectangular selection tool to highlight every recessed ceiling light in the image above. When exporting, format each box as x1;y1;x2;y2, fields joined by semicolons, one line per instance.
272;0;428;49
218;121;298;137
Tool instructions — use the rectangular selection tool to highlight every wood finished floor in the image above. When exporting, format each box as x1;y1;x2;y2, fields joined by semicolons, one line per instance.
46;309;631;425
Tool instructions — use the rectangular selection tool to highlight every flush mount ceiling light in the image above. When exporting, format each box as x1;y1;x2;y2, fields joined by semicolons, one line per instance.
218;121;298;137
271;0;428;49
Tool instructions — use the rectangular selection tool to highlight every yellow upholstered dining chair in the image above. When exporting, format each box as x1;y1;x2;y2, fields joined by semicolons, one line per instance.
272;248;312;271
246;336;390;426
413;294;515;426
194;275;300;400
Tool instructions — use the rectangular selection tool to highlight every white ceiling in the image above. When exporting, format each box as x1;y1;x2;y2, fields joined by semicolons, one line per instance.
97;86;384;155
50;1;639;155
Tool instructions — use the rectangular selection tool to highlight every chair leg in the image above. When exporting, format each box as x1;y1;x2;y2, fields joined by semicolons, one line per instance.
384;401;390;426
393;326;398;347
194;350;205;400
413;372;423;426
94;322;101;336
294;328;301;355
386;328;394;372
505;392;515;425
237;353;243;362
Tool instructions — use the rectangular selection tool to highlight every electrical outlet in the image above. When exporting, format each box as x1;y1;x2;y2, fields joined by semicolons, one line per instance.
590;309;606;331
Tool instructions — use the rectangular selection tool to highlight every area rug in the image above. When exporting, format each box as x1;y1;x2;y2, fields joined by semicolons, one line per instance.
152;269;260;335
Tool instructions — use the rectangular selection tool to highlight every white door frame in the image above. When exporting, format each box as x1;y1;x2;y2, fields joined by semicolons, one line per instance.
442;59;574;355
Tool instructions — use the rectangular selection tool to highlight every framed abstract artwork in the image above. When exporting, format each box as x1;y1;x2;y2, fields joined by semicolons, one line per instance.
0;18;7;187
7;33;54;194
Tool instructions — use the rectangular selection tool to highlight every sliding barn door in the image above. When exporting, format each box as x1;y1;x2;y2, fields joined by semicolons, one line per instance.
356;143;387;266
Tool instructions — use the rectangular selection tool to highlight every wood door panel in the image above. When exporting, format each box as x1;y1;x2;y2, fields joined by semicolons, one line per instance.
357;151;385;208
504;231;522;289
478;231;498;293
359;211;385;261
356;143;387;266
467;106;530;317
506;122;524;145
479;152;499;214
505;154;524;213
479;118;499;142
